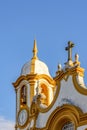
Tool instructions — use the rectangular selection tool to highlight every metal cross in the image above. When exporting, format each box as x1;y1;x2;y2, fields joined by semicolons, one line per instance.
65;41;74;61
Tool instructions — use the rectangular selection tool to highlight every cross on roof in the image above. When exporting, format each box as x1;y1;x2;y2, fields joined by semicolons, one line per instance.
65;41;74;61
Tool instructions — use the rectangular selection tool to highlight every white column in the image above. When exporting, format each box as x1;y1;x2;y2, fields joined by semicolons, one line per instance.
16;88;20;130
27;83;30;107
17;88;20;113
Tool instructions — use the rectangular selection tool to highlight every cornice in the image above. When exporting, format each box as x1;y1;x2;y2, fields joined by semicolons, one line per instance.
54;65;87;95
12;74;55;88
54;66;84;81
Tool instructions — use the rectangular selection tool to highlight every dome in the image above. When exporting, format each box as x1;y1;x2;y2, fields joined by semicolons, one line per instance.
21;59;51;76
21;40;51;77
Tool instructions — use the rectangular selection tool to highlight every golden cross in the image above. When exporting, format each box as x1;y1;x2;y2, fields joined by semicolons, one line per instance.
65;41;74;61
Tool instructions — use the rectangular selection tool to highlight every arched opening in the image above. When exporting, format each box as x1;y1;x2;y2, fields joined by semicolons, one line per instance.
62;121;75;130
46;105;82;130
39;84;49;106
54;118;76;130
20;85;27;105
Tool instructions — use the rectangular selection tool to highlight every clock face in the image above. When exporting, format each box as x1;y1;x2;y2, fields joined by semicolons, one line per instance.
18;109;28;126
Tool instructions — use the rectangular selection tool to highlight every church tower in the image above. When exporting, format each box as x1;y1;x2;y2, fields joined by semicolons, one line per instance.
13;40;55;130
13;40;87;130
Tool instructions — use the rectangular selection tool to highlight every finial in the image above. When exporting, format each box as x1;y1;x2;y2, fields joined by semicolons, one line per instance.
65;41;74;61
32;39;38;59
75;53;79;62
74;53;80;66
56;63;62;75
58;64;62;71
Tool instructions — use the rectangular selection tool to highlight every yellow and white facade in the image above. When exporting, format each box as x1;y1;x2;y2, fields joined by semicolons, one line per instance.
13;40;87;130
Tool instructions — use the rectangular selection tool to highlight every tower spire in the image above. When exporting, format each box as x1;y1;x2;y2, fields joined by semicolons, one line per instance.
32;39;38;59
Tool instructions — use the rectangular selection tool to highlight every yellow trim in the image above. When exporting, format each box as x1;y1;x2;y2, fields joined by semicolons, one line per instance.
54;66;84;81
33;104;87;130
13;74;55;89
30;58;36;74
29;81;35;104
36;81;60;113
72;75;87;95
46;104;82;130
79;113;87;126
12;75;28;88
54;66;87;95
32;39;38;60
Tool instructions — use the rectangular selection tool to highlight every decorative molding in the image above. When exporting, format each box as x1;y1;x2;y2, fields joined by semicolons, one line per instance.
13;74;55;88
72;75;87;95
33;104;87;130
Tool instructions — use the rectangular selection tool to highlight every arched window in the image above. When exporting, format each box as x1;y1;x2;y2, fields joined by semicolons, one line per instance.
20;85;27;105
62;121;75;130
39;84;49;106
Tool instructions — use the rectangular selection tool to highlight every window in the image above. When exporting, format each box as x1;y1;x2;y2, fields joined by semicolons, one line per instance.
39;84;48;106
62;122;75;130
20;85;27;105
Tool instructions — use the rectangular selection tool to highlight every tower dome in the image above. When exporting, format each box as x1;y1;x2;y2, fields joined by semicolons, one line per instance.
21;40;51;77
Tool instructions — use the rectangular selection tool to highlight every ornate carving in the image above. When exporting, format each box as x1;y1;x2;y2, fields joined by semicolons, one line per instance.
30;95;40;129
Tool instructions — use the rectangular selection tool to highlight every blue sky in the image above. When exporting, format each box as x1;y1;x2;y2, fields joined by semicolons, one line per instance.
0;1;87;129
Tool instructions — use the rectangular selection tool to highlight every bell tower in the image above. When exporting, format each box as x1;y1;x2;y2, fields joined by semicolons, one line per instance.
13;40;55;130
